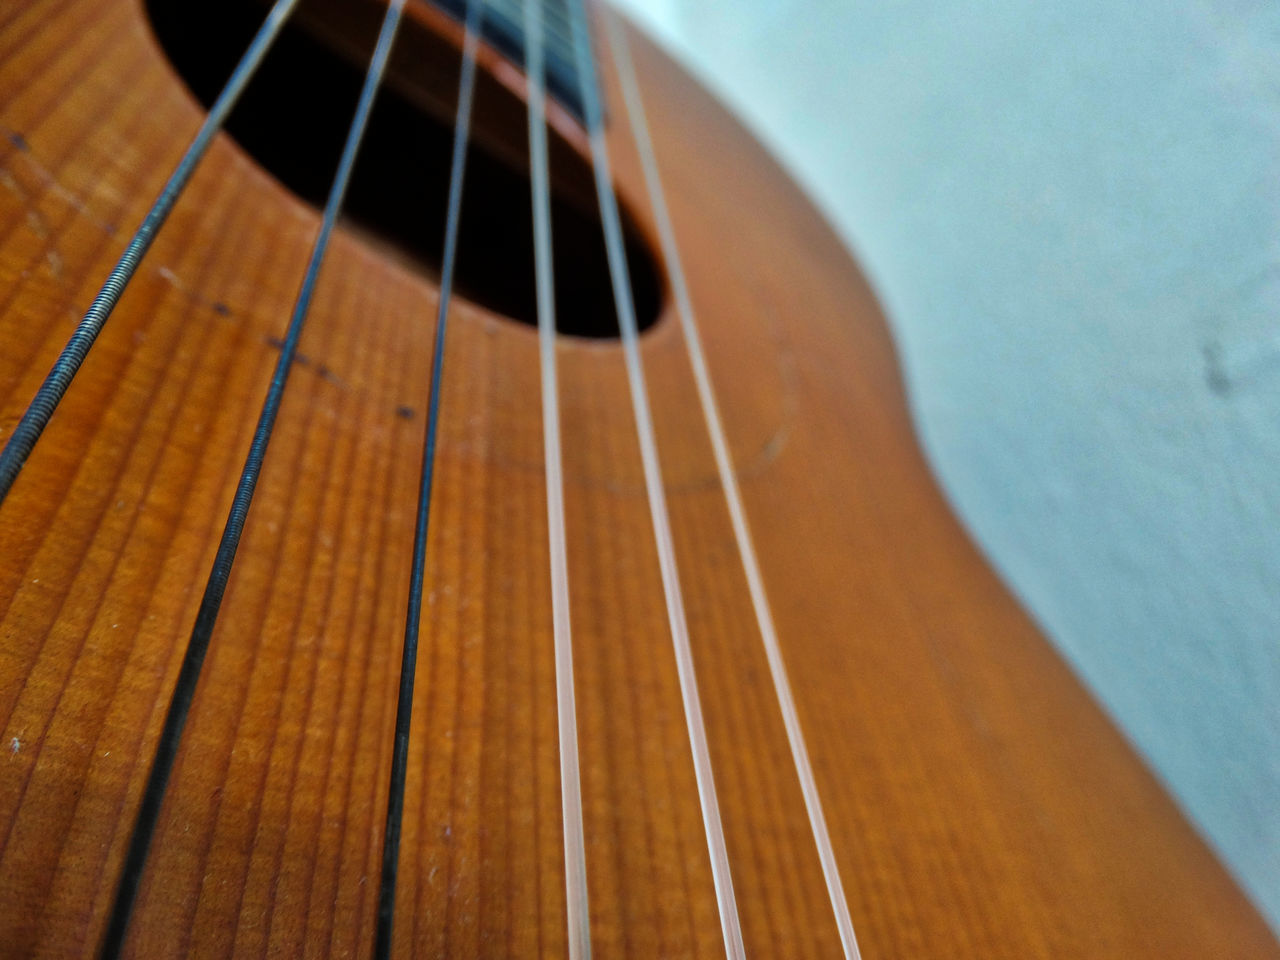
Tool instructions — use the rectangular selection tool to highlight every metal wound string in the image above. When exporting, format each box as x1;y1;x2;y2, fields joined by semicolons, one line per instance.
0;0;302;505
566;3;746;956
525;0;592;956
373;0;484;955
97;4;406;956
604;12;865;958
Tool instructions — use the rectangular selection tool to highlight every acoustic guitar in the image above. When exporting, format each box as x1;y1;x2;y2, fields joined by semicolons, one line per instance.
0;0;1275;957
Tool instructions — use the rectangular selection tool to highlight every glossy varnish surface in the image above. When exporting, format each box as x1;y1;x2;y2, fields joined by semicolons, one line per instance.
0;1;1277;957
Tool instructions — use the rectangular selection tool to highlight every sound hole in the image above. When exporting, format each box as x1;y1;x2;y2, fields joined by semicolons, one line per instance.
143;0;665;338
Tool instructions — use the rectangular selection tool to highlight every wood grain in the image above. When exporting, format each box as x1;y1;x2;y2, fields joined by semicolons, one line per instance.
0;0;1276;957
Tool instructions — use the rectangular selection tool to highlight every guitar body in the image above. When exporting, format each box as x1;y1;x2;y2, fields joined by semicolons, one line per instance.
0;1;1275;957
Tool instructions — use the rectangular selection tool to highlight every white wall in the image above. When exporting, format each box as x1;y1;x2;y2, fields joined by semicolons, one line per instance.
613;0;1280;932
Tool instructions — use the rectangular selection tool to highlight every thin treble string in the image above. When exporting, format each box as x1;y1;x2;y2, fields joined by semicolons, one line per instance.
565;3;747;957
0;0;302;506
373;0;484;955
603;12;865;958
97;3;407;957
525;0;592;956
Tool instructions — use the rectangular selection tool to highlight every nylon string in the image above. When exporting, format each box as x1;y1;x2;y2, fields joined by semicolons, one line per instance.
0;0;302;504
566;2;747;956
374;1;484;956
603;10;865;958
525;0;592;956
98;3;407;956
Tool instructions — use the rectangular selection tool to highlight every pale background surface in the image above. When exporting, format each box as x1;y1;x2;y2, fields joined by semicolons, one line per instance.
611;0;1280;932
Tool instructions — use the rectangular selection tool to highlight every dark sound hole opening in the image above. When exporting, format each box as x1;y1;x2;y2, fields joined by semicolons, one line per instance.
143;0;665;338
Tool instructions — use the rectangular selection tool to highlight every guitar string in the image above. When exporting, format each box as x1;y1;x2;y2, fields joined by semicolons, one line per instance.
0;0;302;505
603;12;866;958
565;2;747;956
97;3;407;956
373;0;484;955
524;0;592;956
7;3;840;954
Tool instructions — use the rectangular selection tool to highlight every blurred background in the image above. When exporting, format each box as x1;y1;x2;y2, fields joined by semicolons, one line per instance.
612;0;1280;933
